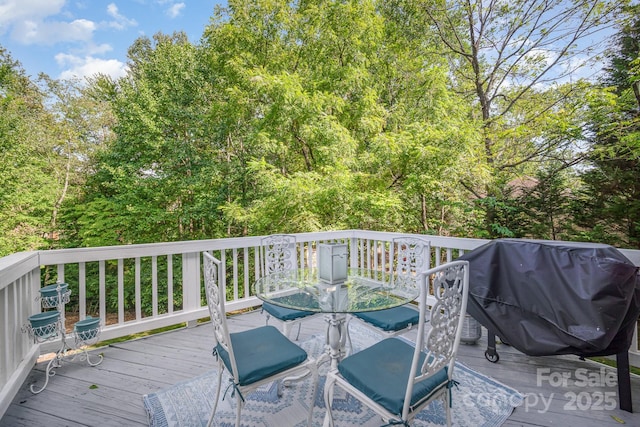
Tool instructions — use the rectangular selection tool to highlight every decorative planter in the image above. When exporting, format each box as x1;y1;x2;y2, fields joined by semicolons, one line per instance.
74;316;101;341
39;283;69;306
28;311;60;339
461;314;482;345
318;243;348;284
24;280;103;395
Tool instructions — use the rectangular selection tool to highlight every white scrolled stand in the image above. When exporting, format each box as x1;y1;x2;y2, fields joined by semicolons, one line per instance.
23;283;103;394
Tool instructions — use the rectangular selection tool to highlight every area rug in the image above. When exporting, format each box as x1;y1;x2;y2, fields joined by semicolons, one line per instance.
143;325;524;426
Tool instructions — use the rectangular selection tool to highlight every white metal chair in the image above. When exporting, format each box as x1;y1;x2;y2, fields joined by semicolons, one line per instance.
324;260;470;427
202;252;318;427
349;237;431;338
259;234;321;340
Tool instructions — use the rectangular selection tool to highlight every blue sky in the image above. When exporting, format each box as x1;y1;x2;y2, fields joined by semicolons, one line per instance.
0;1;620;85
0;1;223;80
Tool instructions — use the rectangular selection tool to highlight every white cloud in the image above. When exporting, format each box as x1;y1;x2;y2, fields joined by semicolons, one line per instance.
0;0;137;81
11;18;96;45
107;3;119;17
86;43;114;56
0;0;96;45
166;3;185;19
106;2;138;30
56;53;128;80
0;0;65;30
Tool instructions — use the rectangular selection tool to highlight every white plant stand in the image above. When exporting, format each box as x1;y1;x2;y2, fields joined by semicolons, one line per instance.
22;283;103;394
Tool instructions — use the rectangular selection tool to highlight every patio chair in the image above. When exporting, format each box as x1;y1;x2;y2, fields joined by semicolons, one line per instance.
348;237;431;339
259;234;321;340
202;252;319;427
324;260;469;427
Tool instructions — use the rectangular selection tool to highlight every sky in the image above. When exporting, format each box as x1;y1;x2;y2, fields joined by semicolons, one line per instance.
0;1;621;85
0;0;223;80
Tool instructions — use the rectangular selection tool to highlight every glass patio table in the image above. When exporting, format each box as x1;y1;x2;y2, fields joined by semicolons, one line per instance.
254;268;419;369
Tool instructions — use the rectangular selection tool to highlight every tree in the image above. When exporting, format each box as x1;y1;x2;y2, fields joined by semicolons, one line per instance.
507;165;575;240
577;5;640;248
423;0;630;237
76;32;220;245
0;47;61;255
40;76;117;251
204;0;476;236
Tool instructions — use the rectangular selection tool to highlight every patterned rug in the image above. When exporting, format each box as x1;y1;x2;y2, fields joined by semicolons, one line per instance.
143;325;524;426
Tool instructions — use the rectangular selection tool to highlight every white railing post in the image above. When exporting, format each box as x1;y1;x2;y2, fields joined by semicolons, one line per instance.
182;252;201;327
0;253;41;419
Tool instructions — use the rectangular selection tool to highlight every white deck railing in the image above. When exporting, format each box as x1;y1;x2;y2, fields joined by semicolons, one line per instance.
1;230;639;417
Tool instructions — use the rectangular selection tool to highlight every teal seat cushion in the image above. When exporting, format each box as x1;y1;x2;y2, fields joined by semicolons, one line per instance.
215;325;308;386
337;337;448;416
353;306;420;331
262;299;316;321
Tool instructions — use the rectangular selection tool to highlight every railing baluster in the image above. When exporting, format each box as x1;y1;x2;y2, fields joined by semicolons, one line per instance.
57;264;64;284
232;248;239;299
373;239;379;272
254;246;260;283
79;262;86;319
167;255;174;314
118;259;124;324
135;257;141;320
152;256;158;317
99;260;105;324
365;239;371;271
243;247;249;299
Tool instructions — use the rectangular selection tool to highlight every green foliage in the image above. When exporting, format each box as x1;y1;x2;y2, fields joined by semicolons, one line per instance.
424;0;630;238
577;5;640;248
73;32;227;245
67;0;480;247
4;0;640;314
0;47;65;255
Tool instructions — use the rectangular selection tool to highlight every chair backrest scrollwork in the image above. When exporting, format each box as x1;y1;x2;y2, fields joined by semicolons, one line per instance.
261;234;298;277
391;237;431;290
203;252;240;380
421;261;468;375
403;260;469;416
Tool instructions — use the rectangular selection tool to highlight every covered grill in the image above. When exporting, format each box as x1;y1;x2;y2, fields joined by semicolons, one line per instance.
459;239;640;411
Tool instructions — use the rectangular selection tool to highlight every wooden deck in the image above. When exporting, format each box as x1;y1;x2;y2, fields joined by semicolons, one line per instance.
2;309;640;427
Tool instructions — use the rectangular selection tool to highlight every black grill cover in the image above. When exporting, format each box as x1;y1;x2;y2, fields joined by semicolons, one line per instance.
460;239;640;357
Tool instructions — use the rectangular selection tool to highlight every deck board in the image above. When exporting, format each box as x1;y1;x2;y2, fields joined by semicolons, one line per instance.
2;309;640;426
